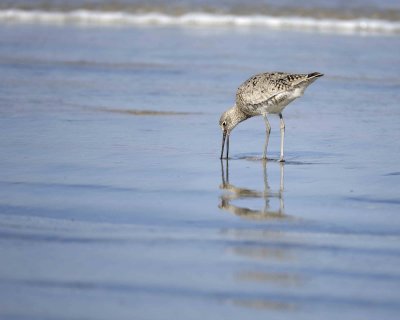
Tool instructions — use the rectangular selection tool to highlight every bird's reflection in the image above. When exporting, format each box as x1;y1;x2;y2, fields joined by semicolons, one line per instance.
219;159;286;219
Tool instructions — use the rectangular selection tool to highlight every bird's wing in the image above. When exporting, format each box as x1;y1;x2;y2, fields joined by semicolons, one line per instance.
236;72;310;107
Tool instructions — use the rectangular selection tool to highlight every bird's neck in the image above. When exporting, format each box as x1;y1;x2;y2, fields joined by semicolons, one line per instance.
228;105;250;130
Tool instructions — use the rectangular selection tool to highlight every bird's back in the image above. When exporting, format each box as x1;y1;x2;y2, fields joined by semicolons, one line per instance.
236;72;323;115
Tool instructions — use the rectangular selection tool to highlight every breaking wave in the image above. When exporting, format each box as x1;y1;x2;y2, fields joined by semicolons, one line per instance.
1;9;400;34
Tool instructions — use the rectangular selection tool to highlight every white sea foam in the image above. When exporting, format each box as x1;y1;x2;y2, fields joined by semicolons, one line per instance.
1;9;400;34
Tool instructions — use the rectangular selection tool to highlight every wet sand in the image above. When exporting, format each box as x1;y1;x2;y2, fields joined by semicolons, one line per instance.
0;24;400;319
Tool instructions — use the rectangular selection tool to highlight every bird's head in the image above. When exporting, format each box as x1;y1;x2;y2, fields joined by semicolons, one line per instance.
219;108;238;135
219;106;249;159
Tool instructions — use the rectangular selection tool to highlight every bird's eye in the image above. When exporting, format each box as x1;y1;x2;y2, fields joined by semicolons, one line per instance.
222;121;226;126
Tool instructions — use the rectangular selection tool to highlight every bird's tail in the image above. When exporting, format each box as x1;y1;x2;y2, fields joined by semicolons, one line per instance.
305;72;323;85
307;72;324;79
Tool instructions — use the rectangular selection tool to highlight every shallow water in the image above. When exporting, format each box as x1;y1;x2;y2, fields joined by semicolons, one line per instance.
0;23;400;319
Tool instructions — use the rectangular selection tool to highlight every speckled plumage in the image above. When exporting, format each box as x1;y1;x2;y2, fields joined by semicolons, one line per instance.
236;71;322;116
219;71;323;160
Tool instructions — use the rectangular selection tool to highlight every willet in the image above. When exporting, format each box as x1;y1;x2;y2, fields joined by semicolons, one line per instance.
219;72;323;161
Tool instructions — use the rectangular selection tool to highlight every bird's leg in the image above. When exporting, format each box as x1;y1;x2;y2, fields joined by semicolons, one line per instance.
279;113;285;162
263;115;271;159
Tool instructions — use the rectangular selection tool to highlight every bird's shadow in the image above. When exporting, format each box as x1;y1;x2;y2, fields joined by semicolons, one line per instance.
219;159;290;220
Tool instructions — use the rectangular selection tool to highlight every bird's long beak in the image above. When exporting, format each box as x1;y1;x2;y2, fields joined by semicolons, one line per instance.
220;131;226;159
220;131;229;159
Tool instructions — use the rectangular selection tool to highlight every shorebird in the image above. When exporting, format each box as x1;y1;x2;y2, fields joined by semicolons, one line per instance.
219;71;323;161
